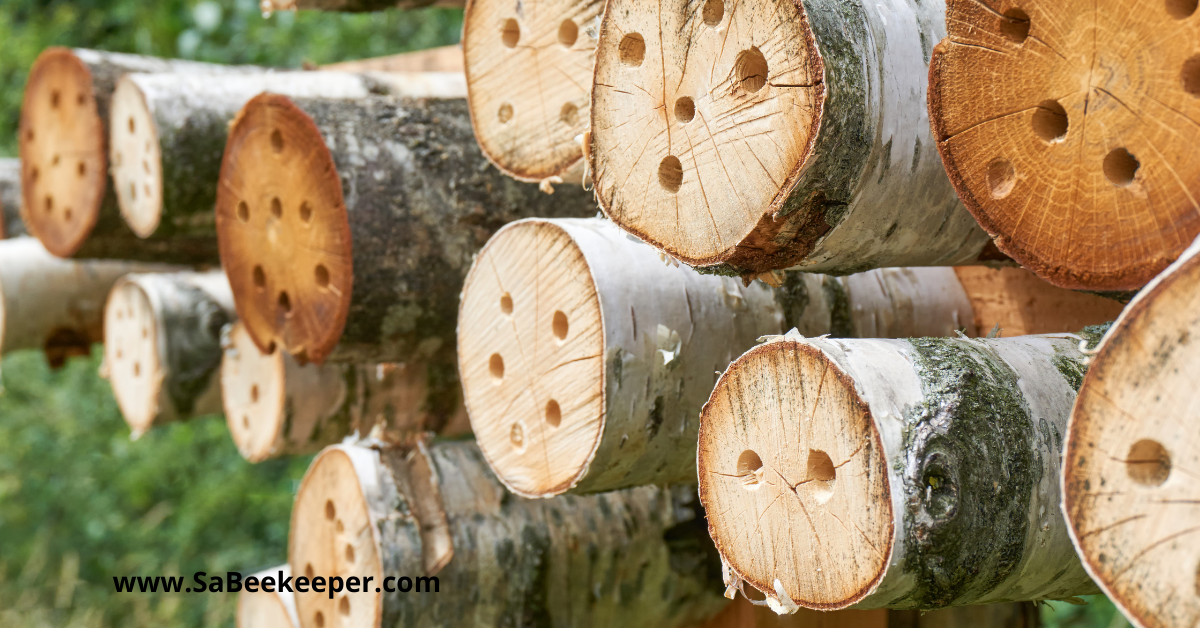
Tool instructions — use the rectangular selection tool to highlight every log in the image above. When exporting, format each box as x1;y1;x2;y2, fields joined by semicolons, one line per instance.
697;332;1106;611
221;322;470;463
928;1;1200;292
462;0;602;185
18;47;253;261
1063;236;1200;628
0;158;26;238
458;217;975;498
701;598;1039;628
289;441;727;628
103;272;235;437
214;93;595;365
237;566;298;628
0;237;171;366
321;45;464;73
588;0;996;278
262;0;462;12
109;71;465;242
953;267;1126;337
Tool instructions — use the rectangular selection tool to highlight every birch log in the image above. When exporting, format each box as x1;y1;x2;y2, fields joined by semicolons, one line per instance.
458;217;975;498
0;237;171;366
214;93;595;365
953;267;1126;337
697;332;1106;611
221;322;470;463
237;566;298;628
1063;236;1200;628
103;272;234;437
701;598;1039;628
929;1;1200;292
289;441;726;628
108;71;465;242
18;47;252;261
463;0;602;186
263;0;462;12
321;45;464;73
0;158;25;238
588;0;996;278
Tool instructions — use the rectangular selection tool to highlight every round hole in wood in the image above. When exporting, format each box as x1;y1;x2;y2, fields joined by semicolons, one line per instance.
305;563;315;579
142;159;150;174
502;18;520;48
1125;439;1170;486
489;353;505;380
31;166;39;182
25;129;32;142
545;399;562;427
278;291;292;315
44;195;53;213
987;158;1017;199
129;182;137;201
344;544;355;563
253;265;266;289
242;415;249;430
77;161;86;177
1032;99;1069;142
558;19;578;47
50;90;60;108
498;102;514;124
552;310;569;340
1000;8;1031;44
127;117;135;133
560;102;579;126
339;596;350;616
658;155;683;193
237;201;249;222
314;611;325;628
737;450;764;490
300;200;313;223
1103;148;1140;186
735;48;769;93
619;33;646;66
270;129;284;153
500;293;513;314
141;327;148;339
335;519;344;533
266;341;276;355
270;197;282;219
133;362;140;377
1167;0;1198;18
315;264;330;288
143;183;150;198
64;208;72;221
77;93;84;105
805;449;837;504
52;154;60;166
674;96;695;123
324;499;336;520
1182;55;1200;96
250;384;259;403
703;0;724;25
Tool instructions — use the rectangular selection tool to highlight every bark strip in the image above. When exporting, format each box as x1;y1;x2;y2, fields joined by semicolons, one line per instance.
0;158;25;238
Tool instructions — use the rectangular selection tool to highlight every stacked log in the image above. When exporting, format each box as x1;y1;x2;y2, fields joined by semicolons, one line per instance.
322;45;463;73
929;1;1200;291
221;322;470;463
588;0;996;279
236;566;298;628
103;272;234;437
697;331;1106;611
0;158;25;238
703;599;1039;628
262;0;462;12
1063;236;1200;628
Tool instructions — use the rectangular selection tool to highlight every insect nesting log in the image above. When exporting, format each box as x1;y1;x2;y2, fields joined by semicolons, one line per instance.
214;93;595;365
0;158;25;238
237;566;298;628
1063;236;1200;628
221;322;470;463
589;0;996;278
262;0;462;12
929;2;1200;292
103;272;234;437
109;71;466;246
697;331;1109;612
702;598;1039;628
18;47;252;261
290;440;726;628
457;217;977;498
463;0;602;187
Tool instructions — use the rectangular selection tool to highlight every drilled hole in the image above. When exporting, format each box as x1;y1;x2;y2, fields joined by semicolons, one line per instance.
335;519;344;533
64;208;72;221
1031;99;1068;142
266;341;277;355
133;362;140;377
25;129;33;142
278;291;292;315
552;310;569;340
52;154;60;166
129;183;137;200
128;117;135;133
987;159;1017;199
489;353;505;380
253;266;266;289
806;449;837;504
270;197;282;218
1103;148;1139;186
545;399;562;427
558;19;578;47
50;90;61;108
619;33;646;66
31;167;38;182
325;500;336;520
1167;0;1198;18
77;93;85;105
144;184;150;198
270;129;284;153
242;415;249;429
44;195;53;213
314;611;325;628
77;161;86;177
510;422;524;447
1126;439;1170;486
498;103;514;124
345;544;355;563
315;265;330;287
703;0;724;25
1182;55;1200;96
1000;8;1030;44
142;327;148;339
305;563;315;579
237;201;250;222
560;102;579;126
737;450;764;490
674;96;695;123
735;48;769;93
250;384;259;403
658;156;683;193
339;596;350;616
502;18;520;48
500;293;513;314
300;201;313;222
143;160;150;174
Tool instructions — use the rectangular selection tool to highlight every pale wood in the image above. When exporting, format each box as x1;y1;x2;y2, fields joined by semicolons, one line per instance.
699;598;1038;628
698;332;1102;611
262;0;462;12
953;267;1127;337
589;0;994;278
289;441;727;628
322;46;464;73
930;0;1200;291
463;0;601;184
237;566;298;628
0;158;25;238
1063;235;1200;628
458;217;976;498
103;272;234;437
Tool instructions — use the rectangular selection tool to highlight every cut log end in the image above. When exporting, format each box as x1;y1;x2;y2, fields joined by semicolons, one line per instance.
463;0;601;182
216;93;352;365
222;322;287;463
590;0;823;269
110;77;163;238
290;448;382;628
19;48;107;258
104;279;163;434
236;566;297;628
458;220;604;497
930;2;1200;291
697;340;892;610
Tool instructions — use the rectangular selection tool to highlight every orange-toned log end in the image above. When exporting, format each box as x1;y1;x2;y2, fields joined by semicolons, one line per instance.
929;1;1200;291
216;93;352;365
463;0;601;182
19;48;107;258
952;266;1126;336
697;340;892;611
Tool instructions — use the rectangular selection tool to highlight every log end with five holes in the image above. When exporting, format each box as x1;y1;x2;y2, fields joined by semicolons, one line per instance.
109;77;164;238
